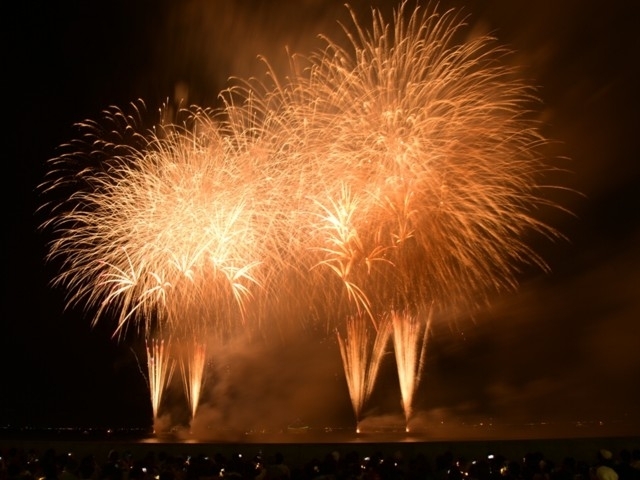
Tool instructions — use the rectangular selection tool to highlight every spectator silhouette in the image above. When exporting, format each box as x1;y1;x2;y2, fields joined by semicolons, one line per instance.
615;450;640;480
101;450;123;480
593;450;618;480
258;452;291;480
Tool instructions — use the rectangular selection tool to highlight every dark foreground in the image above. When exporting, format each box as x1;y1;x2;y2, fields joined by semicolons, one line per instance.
1;428;639;473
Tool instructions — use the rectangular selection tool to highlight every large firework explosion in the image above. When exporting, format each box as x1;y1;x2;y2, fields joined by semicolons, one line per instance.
275;3;562;315
39;2;568;431
246;2;567;426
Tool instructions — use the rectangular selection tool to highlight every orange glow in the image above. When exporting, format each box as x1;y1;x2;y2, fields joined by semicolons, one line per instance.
40;2;568;427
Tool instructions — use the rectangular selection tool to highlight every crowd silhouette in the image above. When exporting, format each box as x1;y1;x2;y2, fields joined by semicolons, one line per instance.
1;444;639;480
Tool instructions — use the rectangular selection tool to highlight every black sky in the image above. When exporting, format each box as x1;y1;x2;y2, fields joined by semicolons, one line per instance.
4;1;639;437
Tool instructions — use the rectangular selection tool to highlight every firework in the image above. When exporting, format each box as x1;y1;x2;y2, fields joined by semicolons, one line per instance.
390;308;432;430
268;2;564;318
337;313;392;431
179;338;207;422
256;1;566;424
39;1;569;430
145;337;175;426
39;102;278;339
38;101;289;426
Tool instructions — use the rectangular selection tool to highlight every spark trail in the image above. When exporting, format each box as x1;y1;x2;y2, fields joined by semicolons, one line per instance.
39;103;275;340
337;313;392;431
146;337;175;427
179;338;207;422
390;309;432;431
268;1;566;317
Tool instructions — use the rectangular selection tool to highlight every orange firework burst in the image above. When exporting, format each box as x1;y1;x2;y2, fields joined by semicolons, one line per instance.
272;2;566;318
255;1;568;426
39;102;279;340
39;2;571;430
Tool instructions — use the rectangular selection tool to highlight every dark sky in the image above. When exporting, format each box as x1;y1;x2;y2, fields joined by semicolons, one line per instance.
4;1;639;438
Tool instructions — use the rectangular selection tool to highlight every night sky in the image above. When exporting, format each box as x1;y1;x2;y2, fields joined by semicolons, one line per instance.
4;1;639;438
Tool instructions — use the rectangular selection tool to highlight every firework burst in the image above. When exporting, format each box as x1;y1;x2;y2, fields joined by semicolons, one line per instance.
39;102;280;339
39;1;571;430
255;0;568;426
265;2;565;318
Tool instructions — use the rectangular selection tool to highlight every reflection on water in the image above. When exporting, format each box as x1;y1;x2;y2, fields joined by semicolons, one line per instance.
143;422;638;445
3;417;635;445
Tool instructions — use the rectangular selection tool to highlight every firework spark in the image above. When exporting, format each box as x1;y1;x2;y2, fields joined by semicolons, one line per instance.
145;337;175;426
337;313;392;431
39;1;570;429
390;308;432;430
39;102;275;340
268;1;565;317
255;2;568;425
179;338;207;422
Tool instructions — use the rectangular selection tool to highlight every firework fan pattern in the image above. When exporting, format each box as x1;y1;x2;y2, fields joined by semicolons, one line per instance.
39;2;569;430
